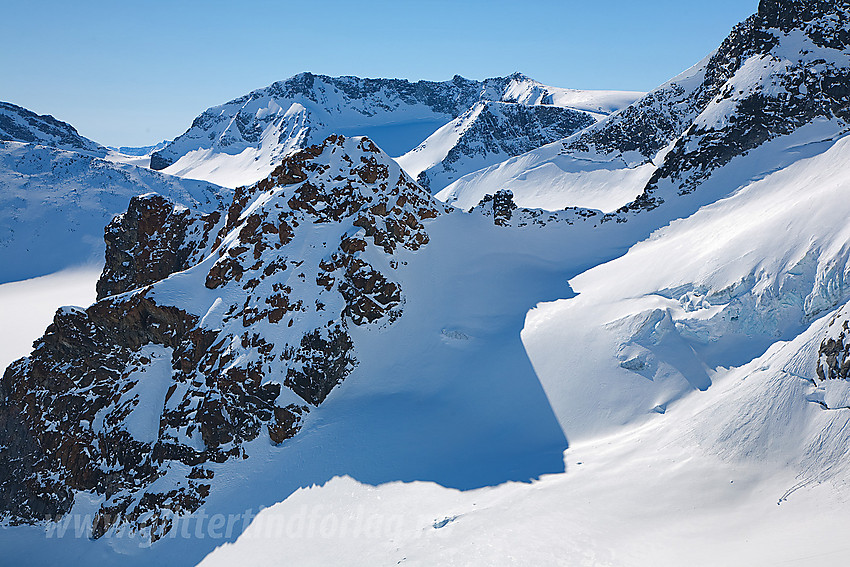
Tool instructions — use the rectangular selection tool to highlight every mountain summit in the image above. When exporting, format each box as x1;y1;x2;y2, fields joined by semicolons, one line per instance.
0;101;104;155
440;0;850;215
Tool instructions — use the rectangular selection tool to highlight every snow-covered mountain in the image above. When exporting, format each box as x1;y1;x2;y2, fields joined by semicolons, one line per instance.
396;101;595;192
150;72;640;189
4;1;850;565
0;135;443;544
438;0;850;214
0;101;105;155
0;133;629;565
0;141;229;284
197;3;850;564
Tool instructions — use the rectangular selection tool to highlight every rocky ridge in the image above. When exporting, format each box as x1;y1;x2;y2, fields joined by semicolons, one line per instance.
587;0;850;216
0;101;104;155
439;0;850;217
399;100;596;192
0;134;446;540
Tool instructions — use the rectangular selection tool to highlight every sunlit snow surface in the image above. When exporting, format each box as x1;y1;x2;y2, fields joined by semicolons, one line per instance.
5;35;850;562
195;133;850;567
4;130;850;566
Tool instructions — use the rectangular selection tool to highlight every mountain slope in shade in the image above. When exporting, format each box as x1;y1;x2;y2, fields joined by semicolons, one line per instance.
0;141;229;283
0;101;105;155
150;72;639;189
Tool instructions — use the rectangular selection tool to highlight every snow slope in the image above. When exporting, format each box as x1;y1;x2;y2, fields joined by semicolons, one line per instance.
197;308;850;566
396;101;596;193
0;135;644;566
0;141;230;283
524;128;850;442
152;72;639;189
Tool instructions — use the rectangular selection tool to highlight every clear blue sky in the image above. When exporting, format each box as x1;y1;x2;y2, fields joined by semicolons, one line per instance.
3;0;760;147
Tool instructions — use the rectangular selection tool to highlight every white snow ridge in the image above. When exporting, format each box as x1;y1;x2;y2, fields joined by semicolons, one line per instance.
2;1;850;566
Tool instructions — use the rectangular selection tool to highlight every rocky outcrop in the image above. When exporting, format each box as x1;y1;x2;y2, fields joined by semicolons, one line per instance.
0;134;445;541
472;190;600;228
818;319;850;382
97;194;223;299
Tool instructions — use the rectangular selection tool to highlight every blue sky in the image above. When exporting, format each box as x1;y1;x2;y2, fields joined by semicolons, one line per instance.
3;0;759;147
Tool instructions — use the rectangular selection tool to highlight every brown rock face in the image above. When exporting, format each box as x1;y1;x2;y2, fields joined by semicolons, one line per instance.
97;193;223;300
0;135;445;540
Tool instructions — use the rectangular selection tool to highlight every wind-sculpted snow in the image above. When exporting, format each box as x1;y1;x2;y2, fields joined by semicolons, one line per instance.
0;142;229;283
151;72;638;189
523;129;850;441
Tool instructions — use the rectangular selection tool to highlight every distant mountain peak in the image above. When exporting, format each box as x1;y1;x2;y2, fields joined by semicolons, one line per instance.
440;0;850;216
150;72;640;190
0;101;104;155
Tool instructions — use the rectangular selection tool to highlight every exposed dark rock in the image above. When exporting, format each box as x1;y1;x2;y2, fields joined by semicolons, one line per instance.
492;190;516;226
97;194;222;299
416;102;596;191
150;72;601;174
0;134;443;540
148;152;173;171
817;319;850;381
572;0;850;220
